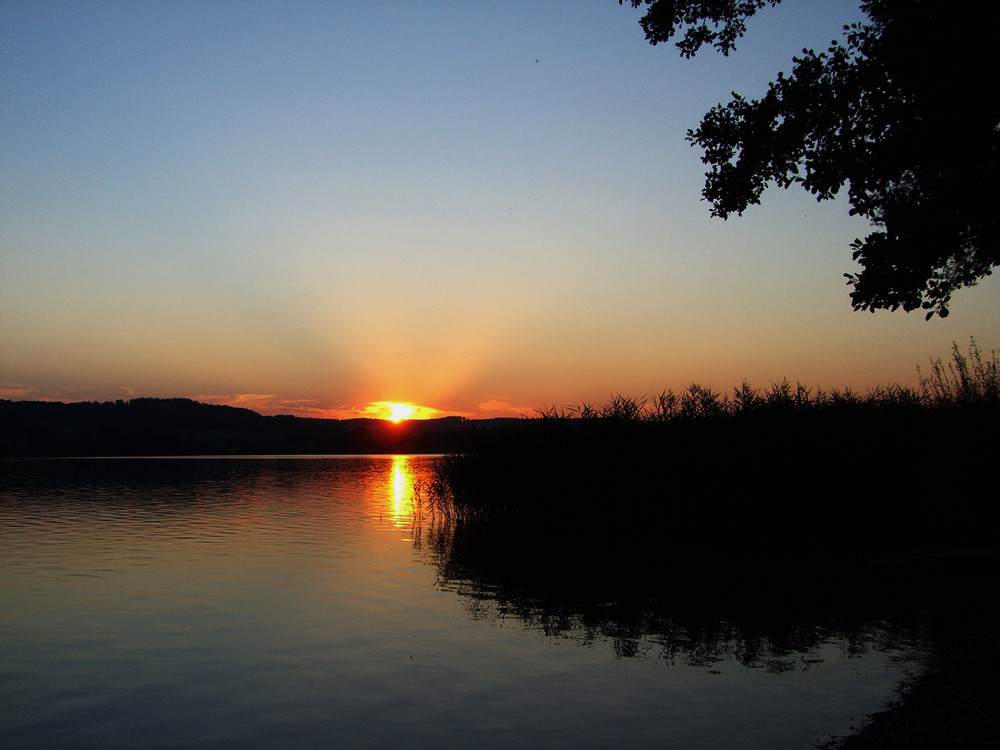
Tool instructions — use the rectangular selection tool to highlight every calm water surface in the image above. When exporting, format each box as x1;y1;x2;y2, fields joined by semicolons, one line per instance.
1;457;928;749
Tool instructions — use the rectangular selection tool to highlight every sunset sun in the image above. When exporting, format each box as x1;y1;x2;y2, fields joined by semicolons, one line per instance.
362;401;441;422
386;402;417;423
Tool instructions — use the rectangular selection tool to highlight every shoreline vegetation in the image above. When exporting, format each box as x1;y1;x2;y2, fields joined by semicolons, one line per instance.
422;340;998;549
0;400;511;457
413;339;998;749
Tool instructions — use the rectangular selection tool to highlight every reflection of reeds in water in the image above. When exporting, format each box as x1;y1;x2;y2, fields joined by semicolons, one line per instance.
409;483;949;670
410;451;996;750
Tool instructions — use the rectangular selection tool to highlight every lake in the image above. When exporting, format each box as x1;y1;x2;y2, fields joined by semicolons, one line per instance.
1;456;930;749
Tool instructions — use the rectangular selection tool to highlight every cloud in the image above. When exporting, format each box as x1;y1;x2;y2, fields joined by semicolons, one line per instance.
0;385;44;400
0;384;82;402
195;393;333;418
359;401;446;420
193;394;452;421
476;398;533;417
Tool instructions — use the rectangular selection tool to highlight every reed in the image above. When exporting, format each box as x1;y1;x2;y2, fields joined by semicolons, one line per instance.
918;338;1000;406
421;340;999;554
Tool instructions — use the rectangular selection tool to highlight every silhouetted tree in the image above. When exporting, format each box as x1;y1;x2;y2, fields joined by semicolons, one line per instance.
623;0;998;318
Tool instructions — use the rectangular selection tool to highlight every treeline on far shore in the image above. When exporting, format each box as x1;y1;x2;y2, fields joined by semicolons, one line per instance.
421;340;1000;557
0;398;515;457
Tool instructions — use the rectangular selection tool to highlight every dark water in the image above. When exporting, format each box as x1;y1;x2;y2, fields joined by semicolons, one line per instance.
1;457;929;749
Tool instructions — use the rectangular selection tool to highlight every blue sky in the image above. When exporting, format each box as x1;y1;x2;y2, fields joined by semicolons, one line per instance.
2;0;997;418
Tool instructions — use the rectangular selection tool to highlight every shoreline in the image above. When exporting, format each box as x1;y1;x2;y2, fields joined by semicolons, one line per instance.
831;611;999;748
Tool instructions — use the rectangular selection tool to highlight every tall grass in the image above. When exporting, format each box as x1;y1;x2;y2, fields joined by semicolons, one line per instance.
918;338;1000;406
513;338;998;423
436;338;994;429
420;340;999;554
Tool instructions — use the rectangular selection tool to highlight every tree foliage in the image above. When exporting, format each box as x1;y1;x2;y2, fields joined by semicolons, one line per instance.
623;0;999;318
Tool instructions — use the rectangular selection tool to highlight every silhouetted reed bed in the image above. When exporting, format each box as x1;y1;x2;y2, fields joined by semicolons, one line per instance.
421;340;1000;556
408;342;999;748
415;341;999;748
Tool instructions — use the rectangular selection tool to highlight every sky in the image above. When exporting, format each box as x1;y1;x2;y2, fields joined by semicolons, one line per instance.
2;0;997;420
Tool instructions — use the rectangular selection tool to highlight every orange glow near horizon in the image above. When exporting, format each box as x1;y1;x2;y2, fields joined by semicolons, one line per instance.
387;403;416;422
189;394;460;420
364;401;441;422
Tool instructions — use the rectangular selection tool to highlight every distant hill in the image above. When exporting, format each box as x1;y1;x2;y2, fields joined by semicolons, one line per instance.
0;398;517;457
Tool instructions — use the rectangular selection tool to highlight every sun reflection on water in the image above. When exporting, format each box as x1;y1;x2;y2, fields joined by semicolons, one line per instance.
387;455;416;526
